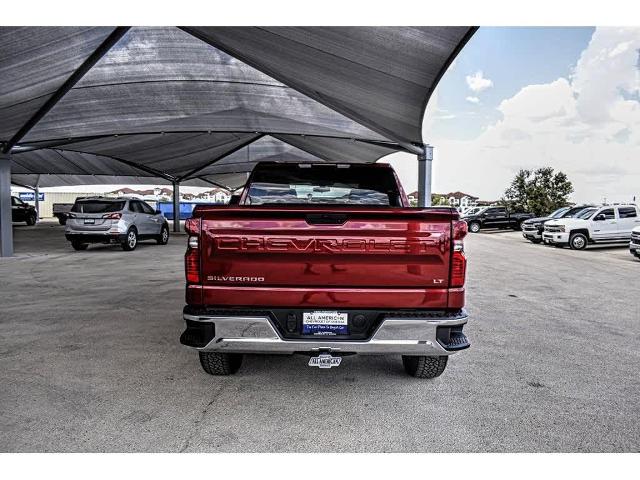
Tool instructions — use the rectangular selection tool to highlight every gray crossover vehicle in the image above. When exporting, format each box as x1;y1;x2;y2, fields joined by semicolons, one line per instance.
65;197;170;251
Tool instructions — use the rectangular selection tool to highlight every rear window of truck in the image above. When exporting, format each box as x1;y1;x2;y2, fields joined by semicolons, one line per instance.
71;200;125;213
245;164;402;206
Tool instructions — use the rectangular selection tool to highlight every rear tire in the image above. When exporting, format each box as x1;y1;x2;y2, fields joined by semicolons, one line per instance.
121;228;138;251
58;217;67;226
26;213;36;226
71;240;88;251
402;355;448;379
156;224;169;245
468;221;481;233
199;352;243;375
569;233;588;250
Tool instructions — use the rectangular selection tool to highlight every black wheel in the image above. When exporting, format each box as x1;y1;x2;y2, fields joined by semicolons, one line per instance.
512;221;522;231
71;240;88;251
121;227;138;251
199;352;243;375
26;213;36;226
58;217;67;226
531;238;542;244
569;233;588;250
402;355;448;379
468;221;481;233
156;224;169;245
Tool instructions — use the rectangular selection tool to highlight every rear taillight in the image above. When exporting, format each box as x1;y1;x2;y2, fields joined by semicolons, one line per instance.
451;220;468;288
103;212;122;219
185;246;200;284
185;217;201;284
450;250;467;288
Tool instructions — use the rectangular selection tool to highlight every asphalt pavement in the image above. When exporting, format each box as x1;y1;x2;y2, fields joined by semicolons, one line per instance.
0;221;638;452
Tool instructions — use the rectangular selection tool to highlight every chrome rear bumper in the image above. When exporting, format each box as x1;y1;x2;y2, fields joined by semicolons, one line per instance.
182;310;469;355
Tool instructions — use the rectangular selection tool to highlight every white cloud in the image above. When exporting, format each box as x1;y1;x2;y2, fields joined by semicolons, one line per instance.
383;27;640;204
465;70;493;92
465;96;480;104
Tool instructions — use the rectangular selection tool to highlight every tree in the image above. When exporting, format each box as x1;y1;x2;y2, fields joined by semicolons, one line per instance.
431;194;447;206
501;167;574;216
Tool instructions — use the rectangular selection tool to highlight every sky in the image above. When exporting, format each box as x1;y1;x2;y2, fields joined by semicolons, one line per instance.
384;26;640;204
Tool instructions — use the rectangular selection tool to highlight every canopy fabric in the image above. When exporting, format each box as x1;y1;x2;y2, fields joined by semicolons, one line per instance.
9;173;242;190
0;26;476;189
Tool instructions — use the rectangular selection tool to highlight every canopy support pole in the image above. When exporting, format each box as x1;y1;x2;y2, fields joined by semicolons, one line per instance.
417;144;434;207
172;181;180;233
0;154;14;257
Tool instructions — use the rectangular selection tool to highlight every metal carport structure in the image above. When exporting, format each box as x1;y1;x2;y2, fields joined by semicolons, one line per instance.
0;26;477;256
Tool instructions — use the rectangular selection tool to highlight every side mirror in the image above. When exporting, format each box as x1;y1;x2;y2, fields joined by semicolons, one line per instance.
594;214;605;221
155;209;162;215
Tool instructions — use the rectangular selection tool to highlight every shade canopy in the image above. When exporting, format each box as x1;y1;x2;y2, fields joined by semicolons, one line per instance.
0;26;476;190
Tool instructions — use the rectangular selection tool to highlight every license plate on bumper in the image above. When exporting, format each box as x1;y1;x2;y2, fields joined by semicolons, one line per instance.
302;311;348;335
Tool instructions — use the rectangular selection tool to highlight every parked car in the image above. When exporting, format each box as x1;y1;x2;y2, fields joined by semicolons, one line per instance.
630;226;640;260
11;196;37;226
521;205;594;244
543;204;640;249
462;206;534;233
65;197;170;251
52;203;74;225
180;162;470;378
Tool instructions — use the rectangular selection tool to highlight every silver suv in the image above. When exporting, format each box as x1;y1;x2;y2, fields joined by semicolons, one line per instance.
65;197;170;251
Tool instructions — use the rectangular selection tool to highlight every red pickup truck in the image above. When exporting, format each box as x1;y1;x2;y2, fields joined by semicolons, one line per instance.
180;162;469;378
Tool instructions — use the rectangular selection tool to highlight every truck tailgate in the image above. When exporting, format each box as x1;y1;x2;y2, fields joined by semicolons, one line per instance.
197;206;453;289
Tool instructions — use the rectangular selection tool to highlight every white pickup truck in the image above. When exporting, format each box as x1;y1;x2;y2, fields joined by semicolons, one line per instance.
630;226;640;260
543;204;640;250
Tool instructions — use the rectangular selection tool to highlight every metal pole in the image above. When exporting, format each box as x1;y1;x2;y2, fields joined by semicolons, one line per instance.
417;144;434;207
172;181;180;232
0;153;14;256
34;174;41;222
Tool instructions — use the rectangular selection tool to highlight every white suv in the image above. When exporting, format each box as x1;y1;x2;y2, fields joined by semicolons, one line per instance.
65;197;170;251
543;204;640;250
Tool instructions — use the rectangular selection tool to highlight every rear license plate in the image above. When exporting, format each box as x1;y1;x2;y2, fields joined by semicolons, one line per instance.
84;218;95;224
302;311;348;336
308;353;342;369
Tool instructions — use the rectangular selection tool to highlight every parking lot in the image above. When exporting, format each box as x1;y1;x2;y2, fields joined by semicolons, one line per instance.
0;221;638;452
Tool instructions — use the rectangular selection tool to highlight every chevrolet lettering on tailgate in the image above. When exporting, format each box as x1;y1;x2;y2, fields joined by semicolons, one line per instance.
213;236;440;254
